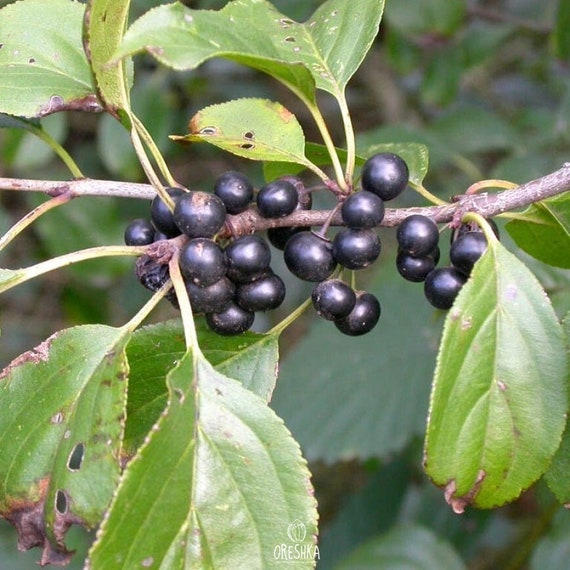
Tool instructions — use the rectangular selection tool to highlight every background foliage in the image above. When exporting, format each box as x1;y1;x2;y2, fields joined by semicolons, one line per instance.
0;0;569;567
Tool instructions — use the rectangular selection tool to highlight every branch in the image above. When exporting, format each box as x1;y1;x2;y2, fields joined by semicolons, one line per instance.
1;163;569;234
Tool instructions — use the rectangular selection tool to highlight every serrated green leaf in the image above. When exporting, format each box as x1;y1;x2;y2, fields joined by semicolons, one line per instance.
506;194;570;269
424;241;568;511
0;325;129;564
173;98;314;166
88;351;318;570
123;319;280;456
84;0;133;121
115;0;384;100
0;0;98;118
335;524;466;570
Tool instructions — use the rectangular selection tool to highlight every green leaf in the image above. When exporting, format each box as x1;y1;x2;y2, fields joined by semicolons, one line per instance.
0;0;98;118
335;524;466;570
271;268;440;462
424;241;568;512
0;325;129;564
84;0;133;121
506;194;570;269
173;98;314;167
554;0;570;61
115;0;384;100
123;319;280;455
88;352;318;569
386;0;465;37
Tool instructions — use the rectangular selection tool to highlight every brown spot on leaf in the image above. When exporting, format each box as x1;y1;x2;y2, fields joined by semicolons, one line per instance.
444;470;486;514
37;94;102;118
0;335;55;382
279;106;294;123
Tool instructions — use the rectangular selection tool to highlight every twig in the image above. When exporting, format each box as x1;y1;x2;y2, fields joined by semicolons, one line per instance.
1;163;569;233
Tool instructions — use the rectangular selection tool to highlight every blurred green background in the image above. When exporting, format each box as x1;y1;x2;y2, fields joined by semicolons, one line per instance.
1;0;570;567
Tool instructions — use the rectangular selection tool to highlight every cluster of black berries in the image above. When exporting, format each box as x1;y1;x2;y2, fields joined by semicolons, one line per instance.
396;214;493;309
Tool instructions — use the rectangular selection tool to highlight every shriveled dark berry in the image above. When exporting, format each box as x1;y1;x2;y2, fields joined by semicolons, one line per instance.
450;231;488;276
396;247;439;283
225;235;271;283
361;152;409;201
173;191;226;238
397;215;439;257
186;276;235;314
150;187;185;237
424;267;467;310
135;255;170;292
235;272;286;312
283;231;337;282
341;191;385;229
206;302;255;336
334;292;381;336
179;238;227;287
257;179;299;218
124;218;155;246
311;279;356;321
332;228;381;270
213;170;254;215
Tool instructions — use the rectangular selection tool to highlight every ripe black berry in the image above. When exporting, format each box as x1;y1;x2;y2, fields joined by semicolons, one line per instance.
235;272;286;312
206;302;255;336
257;179;299;218
311;279;356;321
225;235;271;283
396;248;439;282
450;231;488;276
334;291;381;336
179;238;227;287
361;152;409;201
341;191;385;229
173;191;226;238
283;231;337;282
267;226;303;250
150;187;185;237
397;215;439;257
124;218;155;246
424;267;467;310
332;228;381;270
213;170;254;215
186;276;234;314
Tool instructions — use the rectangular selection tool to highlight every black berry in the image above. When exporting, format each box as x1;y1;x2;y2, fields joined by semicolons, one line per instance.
150;187;185;237
424;267;467;310
213;170;254;215
124;218;155;246
173;191;226;238
257;179;299;218
206;302;255;336
341;191;385;229
179;238;227;287
397;215;439;257
283;231;337;282
334;292;381;336
135;256;170;292
267;226;304;250
450;231;488;276
311;279;356;321
332;228;381;270
186;276;234;314
361;152;409;201
235;272;286;312
396;248;439;282
225;235;271;283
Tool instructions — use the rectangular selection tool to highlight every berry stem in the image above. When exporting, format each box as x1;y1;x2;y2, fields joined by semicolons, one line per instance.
123;280;173;334
409;181;448;206
267;296;313;336
168;249;201;354
0;192;74;253
461;212;500;244
338;93;357;186
466;179;518;195
0;245;147;295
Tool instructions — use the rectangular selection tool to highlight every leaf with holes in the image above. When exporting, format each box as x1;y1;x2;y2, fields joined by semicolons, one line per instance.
0;0;99;118
424;240;568;512
123;319;280;456
87;351;318;569
114;0;384;101
173;98;314;167
0;325;130;565
84;0;133;123
506;194;570;269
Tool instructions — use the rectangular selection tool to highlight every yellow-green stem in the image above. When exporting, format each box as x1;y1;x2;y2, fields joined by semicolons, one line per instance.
30;125;84;179
338;94;356;186
268;296;313;336
409;181;448;206
461;212;500;244
466;179;518;195
123;281;172;334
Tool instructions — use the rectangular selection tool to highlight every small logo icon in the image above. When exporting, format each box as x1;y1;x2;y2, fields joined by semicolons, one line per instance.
286;519;307;543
